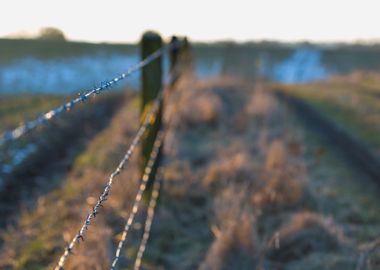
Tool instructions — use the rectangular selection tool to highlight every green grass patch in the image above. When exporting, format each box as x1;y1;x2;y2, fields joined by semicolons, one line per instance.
0;38;137;65
278;80;380;155
0;95;64;133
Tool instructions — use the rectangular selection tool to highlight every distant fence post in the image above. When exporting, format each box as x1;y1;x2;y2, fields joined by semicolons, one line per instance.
169;36;180;86
181;37;192;73
140;31;163;177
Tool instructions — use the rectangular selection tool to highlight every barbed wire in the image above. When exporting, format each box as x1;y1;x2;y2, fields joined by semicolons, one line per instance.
0;44;174;147
131;64;187;269
133;174;162;270
54;90;164;270
110;63;182;269
110;131;164;270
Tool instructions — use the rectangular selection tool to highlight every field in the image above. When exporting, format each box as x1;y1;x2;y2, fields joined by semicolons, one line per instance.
0;38;380;269
3;39;380;95
275;72;380;157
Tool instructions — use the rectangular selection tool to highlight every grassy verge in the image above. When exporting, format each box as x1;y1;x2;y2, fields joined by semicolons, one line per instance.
2;76;380;269
0;38;137;64
0;95;64;133
0;93;140;269
275;73;380;156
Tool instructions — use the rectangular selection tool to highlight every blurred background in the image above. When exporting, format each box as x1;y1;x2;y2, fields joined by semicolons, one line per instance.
1;0;380;269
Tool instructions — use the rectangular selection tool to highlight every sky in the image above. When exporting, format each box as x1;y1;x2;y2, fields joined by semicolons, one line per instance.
2;0;380;43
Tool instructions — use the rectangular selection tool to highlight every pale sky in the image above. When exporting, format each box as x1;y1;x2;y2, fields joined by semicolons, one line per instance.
2;0;380;43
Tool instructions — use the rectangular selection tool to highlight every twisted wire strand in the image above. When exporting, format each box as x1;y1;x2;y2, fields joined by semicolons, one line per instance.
131;64;185;269
110;62;181;269
55;91;164;270
131;63;183;270
133;174;162;270
0;44;173;147
110;131;164;270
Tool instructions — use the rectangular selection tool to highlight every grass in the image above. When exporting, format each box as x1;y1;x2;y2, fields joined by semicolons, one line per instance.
4;38;380;81
1;75;380;269
275;73;380;156
0;95;64;133
143;76;380;269
0;93;137;269
0;38;137;65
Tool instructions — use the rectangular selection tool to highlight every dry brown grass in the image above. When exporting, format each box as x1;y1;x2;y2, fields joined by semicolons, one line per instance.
0;94;143;269
266;212;345;262
200;211;258;270
174;76;223;128
246;86;276;123
3;75;377;270
203;152;253;191
265;139;287;170
193;78;316;269
247;138;310;212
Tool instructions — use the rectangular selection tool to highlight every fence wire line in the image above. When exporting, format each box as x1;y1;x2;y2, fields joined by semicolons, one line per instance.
55;89;164;270
133;174;162;270
0;44;173;147
110;131;164;270
111;59;182;269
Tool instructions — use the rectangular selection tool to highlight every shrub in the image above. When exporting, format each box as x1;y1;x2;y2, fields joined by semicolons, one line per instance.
38;27;66;41
266;212;345;262
200;211;258;270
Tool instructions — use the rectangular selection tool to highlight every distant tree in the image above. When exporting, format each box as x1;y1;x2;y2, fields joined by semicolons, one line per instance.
38;27;66;41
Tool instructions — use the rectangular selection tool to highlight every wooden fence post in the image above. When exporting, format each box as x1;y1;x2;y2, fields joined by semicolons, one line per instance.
140;31;163;177
169;36;180;86
181;37;192;73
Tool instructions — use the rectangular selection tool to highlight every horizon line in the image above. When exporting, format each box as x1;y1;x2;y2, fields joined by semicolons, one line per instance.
3;35;380;46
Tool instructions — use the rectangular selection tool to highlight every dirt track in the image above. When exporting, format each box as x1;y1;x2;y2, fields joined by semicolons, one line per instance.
275;90;380;184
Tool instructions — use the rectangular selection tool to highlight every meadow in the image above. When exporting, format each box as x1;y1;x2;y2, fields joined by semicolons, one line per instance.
0;38;380;269
3;38;380;95
275;72;380;157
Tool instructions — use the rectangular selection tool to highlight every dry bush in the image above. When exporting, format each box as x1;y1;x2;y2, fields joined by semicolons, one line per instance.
252;139;308;209
200;180;260;270
200;211;258;270
203;152;253;191
252;174;306;210
175;77;222;128
213;184;250;225
265;139;286;170
266;212;345;262
245;88;276;124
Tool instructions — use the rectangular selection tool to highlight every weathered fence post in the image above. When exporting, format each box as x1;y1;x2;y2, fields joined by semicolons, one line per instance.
140;31;163;177
180;37;192;74
169;36;180;86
